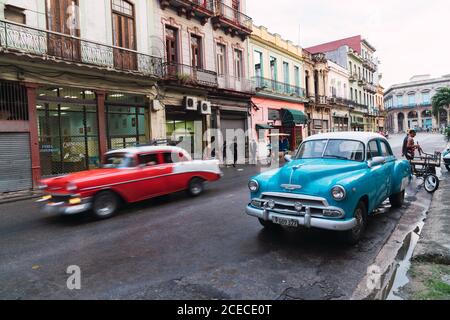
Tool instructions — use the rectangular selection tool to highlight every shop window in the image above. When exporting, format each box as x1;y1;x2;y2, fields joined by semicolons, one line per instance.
37;87;99;176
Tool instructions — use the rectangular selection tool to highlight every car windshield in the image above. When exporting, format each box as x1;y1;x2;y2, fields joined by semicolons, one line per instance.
103;153;135;168
296;139;365;162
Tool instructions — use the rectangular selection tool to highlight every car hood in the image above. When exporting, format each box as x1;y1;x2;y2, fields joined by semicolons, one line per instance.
274;159;367;191
42;168;121;191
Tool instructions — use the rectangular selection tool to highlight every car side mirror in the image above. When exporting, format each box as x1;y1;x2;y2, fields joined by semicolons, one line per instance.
284;155;293;162
368;156;386;168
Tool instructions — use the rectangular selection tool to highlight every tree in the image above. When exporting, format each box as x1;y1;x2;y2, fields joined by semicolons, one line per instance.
432;87;450;118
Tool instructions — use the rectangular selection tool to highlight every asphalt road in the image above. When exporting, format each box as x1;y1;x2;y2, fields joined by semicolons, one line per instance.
0;133;447;300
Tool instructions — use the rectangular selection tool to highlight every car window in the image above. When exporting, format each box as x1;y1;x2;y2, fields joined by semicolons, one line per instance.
138;153;159;167
367;140;380;160
103;153;135;168
162;152;184;164
380;140;393;157
297;140;327;159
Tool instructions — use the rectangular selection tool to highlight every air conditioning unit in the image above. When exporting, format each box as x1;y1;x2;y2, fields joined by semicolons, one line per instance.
150;100;163;112
184;96;198;111
198;100;212;115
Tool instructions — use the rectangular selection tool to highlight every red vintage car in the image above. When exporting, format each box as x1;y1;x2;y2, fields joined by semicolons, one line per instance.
38;146;222;219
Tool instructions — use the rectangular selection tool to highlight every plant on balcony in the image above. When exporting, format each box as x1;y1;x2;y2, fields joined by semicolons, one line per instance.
176;73;192;85
432;87;450;118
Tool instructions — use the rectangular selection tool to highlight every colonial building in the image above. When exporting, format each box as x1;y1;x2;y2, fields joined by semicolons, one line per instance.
0;0;162;192
385;74;450;133
327;60;350;131
376;84;385;132
248;25;308;156
306;35;382;132
154;0;254;161
302;50;331;136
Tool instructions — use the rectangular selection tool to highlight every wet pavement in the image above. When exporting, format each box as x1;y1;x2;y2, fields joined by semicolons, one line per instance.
0;133;447;300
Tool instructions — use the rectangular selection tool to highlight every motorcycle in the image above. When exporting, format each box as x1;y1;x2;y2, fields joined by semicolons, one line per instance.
444;148;450;172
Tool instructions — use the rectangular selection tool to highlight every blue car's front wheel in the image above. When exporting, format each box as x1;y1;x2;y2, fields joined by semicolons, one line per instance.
344;201;368;245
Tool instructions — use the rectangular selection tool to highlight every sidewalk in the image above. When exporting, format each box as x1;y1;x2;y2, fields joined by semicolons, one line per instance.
0;189;42;205
401;170;450;299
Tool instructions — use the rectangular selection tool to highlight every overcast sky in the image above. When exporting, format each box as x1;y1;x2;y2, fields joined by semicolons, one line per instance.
247;0;450;89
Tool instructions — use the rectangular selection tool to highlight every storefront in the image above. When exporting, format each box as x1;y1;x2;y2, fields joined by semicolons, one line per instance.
36;86;150;177
106;93;148;150
332;110;350;132
252;97;308;153
37;87;100;176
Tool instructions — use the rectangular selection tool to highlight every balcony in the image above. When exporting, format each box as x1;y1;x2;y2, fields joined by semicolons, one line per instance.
159;0;215;25
363;58;377;72
308;95;328;105
253;77;305;99
349;74;357;83
364;82;377;93
162;63;218;87
0;20;162;78
212;2;252;39
217;75;255;93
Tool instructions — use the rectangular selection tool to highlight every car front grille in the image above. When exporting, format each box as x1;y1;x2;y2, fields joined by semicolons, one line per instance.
260;193;335;217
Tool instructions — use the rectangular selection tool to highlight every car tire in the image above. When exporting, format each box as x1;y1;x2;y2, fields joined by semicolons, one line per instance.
92;191;120;220
187;178;205;197
258;218;279;230
424;174;439;193
344;201;368;245
389;190;405;208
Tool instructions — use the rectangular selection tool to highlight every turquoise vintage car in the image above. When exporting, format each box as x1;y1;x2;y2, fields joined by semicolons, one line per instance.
246;132;412;244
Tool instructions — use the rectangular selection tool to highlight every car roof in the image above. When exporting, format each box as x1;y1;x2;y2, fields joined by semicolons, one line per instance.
106;146;187;155
303;132;387;145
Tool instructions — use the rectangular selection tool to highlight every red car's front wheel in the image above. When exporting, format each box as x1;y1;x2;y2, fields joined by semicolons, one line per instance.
92;191;120;219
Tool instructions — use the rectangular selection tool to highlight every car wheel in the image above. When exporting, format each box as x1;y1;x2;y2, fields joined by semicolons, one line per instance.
187;178;205;197
424;174;439;193
92;191;120;219
344;201;368;245
258;218;279;230
389;190;405;208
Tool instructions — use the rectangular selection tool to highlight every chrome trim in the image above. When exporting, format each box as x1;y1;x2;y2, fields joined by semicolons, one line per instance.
80;171;220;191
331;185;347;202
261;192;329;206
246;206;356;231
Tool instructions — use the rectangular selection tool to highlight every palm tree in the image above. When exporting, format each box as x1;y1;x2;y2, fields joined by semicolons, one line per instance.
432;87;450;119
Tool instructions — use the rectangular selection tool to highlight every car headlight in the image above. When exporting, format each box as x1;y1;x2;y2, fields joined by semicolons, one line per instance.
331;185;346;201
66;182;78;192
248;180;259;192
38;183;48;190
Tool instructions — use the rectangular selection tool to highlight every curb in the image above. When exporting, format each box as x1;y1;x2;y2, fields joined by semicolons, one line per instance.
0;192;42;205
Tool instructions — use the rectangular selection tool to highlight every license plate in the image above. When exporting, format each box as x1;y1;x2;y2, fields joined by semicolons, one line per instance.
272;216;299;227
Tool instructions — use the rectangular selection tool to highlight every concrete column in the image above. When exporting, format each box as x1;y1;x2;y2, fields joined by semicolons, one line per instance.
24;83;41;189
417;108;422;128
95;91;108;158
393;112;399;133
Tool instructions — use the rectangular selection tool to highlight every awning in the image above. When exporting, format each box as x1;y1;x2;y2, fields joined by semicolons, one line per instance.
281;109;308;127
256;124;274;130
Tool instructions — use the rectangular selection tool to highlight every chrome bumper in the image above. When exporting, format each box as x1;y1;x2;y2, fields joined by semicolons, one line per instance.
246;205;357;231
39;198;92;215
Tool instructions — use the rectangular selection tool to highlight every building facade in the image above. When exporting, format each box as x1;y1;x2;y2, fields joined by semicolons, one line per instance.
302;50;331;136
327;60;350;131
155;0;254;162
0;0;163;192
248;25;308;157
306;35;383;133
385;75;450;133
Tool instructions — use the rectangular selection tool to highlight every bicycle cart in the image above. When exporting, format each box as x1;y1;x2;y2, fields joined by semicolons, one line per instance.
409;150;441;193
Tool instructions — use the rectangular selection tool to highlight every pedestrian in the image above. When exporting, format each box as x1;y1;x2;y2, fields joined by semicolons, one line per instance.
232;138;238;168
402;129;410;158
406;129;422;160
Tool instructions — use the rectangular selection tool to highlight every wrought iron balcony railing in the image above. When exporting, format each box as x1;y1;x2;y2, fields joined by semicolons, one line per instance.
159;0;215;25
213;1;252;35
253;77;305;98
163;62;218;87
0;20;163;78
217;75;255;93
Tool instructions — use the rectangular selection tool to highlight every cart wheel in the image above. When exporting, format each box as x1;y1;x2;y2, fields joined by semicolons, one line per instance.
424;174;439;193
